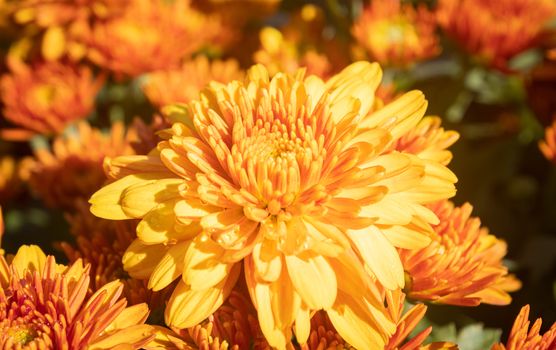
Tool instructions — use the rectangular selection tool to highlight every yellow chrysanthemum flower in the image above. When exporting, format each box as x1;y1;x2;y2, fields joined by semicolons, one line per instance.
400;200;521;306
90;61;457;348
352;0;440;67
491;305;556;350
0;245;154;349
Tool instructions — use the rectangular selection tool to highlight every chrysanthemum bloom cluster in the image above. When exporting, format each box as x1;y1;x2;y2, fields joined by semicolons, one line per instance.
491;305;556;350
0;60;103;139
352;0;440;67
21;121;136;210
143;56;244;110
91;61;458;348
539;120;556;164
437;0;556;70
0;245;154;349
88;0;222;77
11;0;130;61
400;200;521;306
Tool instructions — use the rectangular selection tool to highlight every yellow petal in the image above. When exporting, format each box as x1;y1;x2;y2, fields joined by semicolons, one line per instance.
42;26;65;61
88;325;154;350
183;235;233;290
244;257;290;349
106;303;150;332
174;198;219;223
380;220;432;250
90;173;170;220
285;253;337;309
252;240;282;282
165;264;240;328
122;240;168;279
121;178;183;218
348;226;404;290
12;245;46;277
327;294;387;349
294;305;311;345
105;155;169;179
363;90;427;141
137;200;201;244
148;241;190;291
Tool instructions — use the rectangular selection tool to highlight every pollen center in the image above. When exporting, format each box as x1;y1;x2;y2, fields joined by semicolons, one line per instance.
7;325;39;346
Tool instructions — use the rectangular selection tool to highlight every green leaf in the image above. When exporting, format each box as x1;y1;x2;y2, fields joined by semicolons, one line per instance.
455;324;502;350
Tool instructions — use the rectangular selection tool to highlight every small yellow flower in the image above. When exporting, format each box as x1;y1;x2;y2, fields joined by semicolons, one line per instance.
143;56;244;109
437;0;556;70
0;60;103;139
491;305;556;350
400;200;521;306
0;245;154;349
91;61;457;348
353;0;440;67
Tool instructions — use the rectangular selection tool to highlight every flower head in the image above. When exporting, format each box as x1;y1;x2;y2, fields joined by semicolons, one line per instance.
88;0;219;77
0;245;154;349
91;61;457;348
437;0;556;70
400;200;521;306
539;120;556;164
0;60;103;139
21;121;136;210
352;0;440;67
491;305;556;350
143;56;244;109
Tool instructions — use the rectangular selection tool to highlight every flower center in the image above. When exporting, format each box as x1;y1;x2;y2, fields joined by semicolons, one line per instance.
7;325;38;346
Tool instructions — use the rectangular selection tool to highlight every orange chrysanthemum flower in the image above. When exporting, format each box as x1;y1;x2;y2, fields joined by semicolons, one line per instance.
142;56;244;109
352;0;440;67
21;121;136;210
91;61;457;348
400;200;521;306
491;305;556;350
539;120;556;164
0;245;154;349
88;0;219;77
437;0;556;70
0;60;103;139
